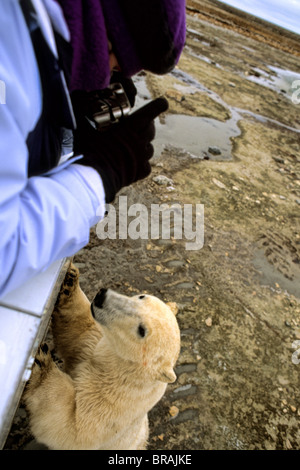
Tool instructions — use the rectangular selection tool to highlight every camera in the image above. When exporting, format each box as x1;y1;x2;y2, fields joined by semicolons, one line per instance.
84;83;131;131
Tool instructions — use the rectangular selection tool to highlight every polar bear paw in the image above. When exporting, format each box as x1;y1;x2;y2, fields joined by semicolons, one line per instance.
55;263;79;308
28;343;54;389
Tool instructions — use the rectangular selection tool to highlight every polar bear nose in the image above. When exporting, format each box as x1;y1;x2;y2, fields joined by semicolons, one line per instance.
93;288;108;309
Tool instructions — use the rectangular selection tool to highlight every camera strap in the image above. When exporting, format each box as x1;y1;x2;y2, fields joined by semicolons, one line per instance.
20;0;76;177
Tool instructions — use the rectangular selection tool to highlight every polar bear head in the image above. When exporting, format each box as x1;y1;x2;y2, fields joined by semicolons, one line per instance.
91;289;180;383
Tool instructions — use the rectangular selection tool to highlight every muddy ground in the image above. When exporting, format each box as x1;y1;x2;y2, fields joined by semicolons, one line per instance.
5;3;300;451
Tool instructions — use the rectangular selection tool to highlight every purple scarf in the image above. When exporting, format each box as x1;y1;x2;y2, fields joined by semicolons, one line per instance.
55;0;186;91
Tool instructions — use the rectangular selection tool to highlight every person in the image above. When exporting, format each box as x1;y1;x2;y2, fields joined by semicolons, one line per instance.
0;0;186;297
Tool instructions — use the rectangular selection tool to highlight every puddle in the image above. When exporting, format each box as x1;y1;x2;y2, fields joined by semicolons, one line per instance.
153;113;240;160
235;107;300;134
268;66;300;101
184;45;222;68
134;71;241;161
244;65;300;101
166;260;186;268
133;64;300;164
186;27;214;48
253;249;300;299
175;282;195;289
133;73;154;106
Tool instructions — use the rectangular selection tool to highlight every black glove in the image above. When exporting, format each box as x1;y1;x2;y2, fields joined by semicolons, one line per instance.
75;97;168;203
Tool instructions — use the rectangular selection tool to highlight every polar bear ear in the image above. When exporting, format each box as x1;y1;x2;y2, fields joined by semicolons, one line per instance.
157;367;177;383
166;302;178;316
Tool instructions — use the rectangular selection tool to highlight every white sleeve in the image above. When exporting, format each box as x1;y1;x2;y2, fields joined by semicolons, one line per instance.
0;0;106;297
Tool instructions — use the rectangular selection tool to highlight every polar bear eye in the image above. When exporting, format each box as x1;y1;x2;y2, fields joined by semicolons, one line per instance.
137;324;147;338
139;295;145;300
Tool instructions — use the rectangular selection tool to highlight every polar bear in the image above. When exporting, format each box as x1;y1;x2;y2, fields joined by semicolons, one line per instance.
24;263;180;450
